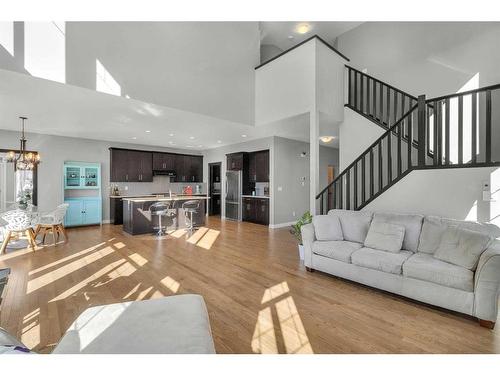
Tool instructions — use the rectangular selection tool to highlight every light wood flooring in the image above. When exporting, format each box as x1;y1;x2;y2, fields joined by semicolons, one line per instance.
0;217;499;353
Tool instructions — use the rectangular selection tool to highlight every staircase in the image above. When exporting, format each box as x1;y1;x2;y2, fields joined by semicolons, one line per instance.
316;66;500;214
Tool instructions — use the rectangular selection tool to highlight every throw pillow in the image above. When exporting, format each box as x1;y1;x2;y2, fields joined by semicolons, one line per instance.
434;226;492;270
364;221;406;253
312;215;343;241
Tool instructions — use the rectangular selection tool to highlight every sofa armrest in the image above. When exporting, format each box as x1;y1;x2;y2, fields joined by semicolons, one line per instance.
301;223;315;268
474;240;500;322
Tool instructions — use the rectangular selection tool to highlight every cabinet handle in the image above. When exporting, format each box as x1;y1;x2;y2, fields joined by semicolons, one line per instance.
126;174;128;181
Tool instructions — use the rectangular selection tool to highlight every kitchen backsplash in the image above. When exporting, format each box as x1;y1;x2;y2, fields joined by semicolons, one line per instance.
110;176;206;196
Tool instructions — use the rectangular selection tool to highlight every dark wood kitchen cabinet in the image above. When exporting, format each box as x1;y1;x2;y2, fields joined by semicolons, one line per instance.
152;152;175;171
110;148;152;182
242;197;269;225
174;155;203;183
248;150;269;183
227;152;248;171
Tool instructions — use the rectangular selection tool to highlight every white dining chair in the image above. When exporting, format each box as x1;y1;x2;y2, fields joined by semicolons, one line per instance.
0;210;37;254
34;203;70;245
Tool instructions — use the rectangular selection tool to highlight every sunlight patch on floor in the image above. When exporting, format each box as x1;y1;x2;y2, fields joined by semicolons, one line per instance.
27;245;115;294
251;307;278;354
28;242;106;276
187;227;209;244
170;229;187;238
136;286;154;301
161;276;180;293
49;259;127;302
252;281;313;354
197;229;220;250
113;242;126;249
275;296;313;354
261;281;290;304
128;252;148;266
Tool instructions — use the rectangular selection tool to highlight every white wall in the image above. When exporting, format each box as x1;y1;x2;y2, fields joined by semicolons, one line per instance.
339;107;384;171
0;21;260;125
0;129;202;221
273;137;310;225
255;39;316;126
337;22;500;98
364;167;500;227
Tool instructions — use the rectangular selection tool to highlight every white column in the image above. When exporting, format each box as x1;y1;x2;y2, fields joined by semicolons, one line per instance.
309;109;319;215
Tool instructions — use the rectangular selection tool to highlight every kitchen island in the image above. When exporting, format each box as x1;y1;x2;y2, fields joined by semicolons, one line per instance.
122;196;209;235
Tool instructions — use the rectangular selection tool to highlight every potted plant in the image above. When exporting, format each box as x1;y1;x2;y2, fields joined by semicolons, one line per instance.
290;211;313;261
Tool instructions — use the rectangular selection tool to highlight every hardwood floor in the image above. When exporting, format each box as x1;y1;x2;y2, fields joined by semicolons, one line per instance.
0;217;499;353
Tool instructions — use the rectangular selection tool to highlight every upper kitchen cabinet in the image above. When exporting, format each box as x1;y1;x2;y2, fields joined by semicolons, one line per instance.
248;150;269;183
256;150;269;182
176;155;203;183
226;152;248;171
152;152;176;171
109;148;152;182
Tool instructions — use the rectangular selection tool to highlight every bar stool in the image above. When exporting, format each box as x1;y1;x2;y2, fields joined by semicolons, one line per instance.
149;202;170;236
182;200;200;233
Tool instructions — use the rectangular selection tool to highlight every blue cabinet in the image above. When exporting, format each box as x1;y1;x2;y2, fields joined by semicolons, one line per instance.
64;163;101;190
64;198;102;227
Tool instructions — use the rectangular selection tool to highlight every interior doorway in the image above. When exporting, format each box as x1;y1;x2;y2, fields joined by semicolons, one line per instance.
208;162;222;216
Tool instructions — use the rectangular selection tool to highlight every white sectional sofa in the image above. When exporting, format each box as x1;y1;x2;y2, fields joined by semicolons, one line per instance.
301;209;500;328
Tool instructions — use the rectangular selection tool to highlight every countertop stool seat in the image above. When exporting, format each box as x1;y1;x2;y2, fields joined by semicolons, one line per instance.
182;200;200;233
150;202;171;236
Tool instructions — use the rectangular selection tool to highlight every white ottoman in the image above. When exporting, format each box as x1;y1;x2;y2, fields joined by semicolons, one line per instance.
53;294;216;354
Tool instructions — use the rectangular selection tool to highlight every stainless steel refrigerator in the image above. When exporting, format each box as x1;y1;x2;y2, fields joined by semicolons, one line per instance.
225;170;242;221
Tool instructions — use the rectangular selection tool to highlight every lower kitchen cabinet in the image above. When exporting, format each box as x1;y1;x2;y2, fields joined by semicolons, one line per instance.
242;197;269;225
64;198;102;227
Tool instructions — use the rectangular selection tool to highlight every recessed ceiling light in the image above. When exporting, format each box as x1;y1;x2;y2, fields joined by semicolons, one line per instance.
217;140;222;144
132;137;137;140
145;130;151;133
189;136;195;140
198;145;203;148
319;136;336;143
169;133;174;137
288;35;294;40
241;134;247;138
295;23;310;35
186;145;194;148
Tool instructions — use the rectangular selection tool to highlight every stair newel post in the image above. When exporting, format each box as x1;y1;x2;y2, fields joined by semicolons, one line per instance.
417;94;427;167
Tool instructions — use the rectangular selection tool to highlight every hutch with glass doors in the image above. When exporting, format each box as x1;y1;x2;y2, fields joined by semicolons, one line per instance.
63;162;102;227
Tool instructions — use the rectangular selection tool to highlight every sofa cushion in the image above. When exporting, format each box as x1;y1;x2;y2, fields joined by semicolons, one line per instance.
351;247;413;275
433;226;491;270
372;212;423;252
364;222;405;253
312;240;362;263
403;253;474;292
418;216;500;255
312;215;343;241
328;209;373;244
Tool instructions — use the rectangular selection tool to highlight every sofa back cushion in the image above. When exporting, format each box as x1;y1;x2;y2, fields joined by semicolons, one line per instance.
433;226;492;270
328;209;372;244
418;216;500;254
364;222;405;253
372;212;424;252
312;215;343;241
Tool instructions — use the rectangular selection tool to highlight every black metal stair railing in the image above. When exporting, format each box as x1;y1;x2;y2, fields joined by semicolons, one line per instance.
317;83;500;215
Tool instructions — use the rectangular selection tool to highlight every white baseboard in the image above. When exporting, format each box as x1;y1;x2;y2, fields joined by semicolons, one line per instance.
102;219;112;224
269;221;296;229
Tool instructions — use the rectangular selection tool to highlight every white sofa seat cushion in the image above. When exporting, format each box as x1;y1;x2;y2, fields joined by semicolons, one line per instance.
433;226;491;270
312;215;343;241
403;253;474;292
372;212;423;252
328;209;373;244
351;247;413;275
53;294;216;354
312;240;362;263
418;216;500;255
364;222;405;253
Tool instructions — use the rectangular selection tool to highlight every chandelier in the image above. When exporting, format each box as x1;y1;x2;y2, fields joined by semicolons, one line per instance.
6;116;41;171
